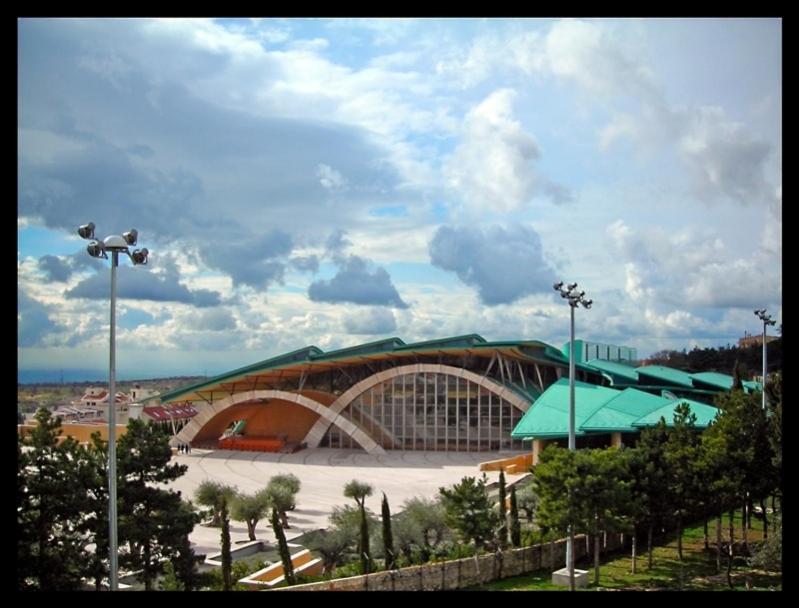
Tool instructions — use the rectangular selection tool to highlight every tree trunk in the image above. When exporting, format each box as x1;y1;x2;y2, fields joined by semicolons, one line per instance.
716;513;722;573
594;531;601;586
726;542;734;590
247;520;256;541
761;497;769;539
728;509;735;547
676;515;683;562
631;531;637;575
647;523;654;569
741;501;749;553
703;518;709;550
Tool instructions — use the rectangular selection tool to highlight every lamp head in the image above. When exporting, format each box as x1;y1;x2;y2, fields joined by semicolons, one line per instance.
567;282;578;292
553;281;564;291
130;248;149;265
87;240;107;259
583;299;593;309
78;222;95;240
122;229;138;246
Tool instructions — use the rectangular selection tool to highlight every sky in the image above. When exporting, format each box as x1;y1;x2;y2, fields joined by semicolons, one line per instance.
18;18;782;381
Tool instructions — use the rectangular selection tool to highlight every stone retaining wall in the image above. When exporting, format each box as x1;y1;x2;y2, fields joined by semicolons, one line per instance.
273;532;626;591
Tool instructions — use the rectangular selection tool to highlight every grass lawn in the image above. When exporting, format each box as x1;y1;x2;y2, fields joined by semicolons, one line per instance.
474;510;781;591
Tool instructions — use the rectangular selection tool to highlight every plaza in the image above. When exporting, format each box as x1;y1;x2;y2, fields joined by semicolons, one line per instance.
167;446;505;557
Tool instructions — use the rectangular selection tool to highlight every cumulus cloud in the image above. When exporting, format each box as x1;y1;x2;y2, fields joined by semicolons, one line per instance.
342;307;397;335
606;219;781;309
65;259;221;307
428;224;557;305
38;255;73;282
199;230;293;289
444;89;569;211
180;308;237;332
18;290;65;347
308;255;408;308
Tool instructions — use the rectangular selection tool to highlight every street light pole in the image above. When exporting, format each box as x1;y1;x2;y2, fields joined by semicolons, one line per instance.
553;281;592;591
78;223;149;590
108;249;119;590
754;309;776;409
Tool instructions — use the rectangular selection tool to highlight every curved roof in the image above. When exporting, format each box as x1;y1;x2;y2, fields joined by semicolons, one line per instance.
160;334;601;404
511;378;719;439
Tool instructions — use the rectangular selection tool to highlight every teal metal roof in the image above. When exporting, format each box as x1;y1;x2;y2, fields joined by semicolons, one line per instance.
690;371;733;390
585;359;640;384
580;388;670;431
394;334;487;351
636;365;695;388
160;334;593;404
743;380;762;393
511;380;719;439
511;378;620;439
631;397;719;428
314;337;406;360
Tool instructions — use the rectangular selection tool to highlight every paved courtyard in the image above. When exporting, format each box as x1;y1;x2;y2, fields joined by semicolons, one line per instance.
168;447;522;557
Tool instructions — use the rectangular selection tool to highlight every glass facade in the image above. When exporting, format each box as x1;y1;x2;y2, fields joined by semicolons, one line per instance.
319;372;526;452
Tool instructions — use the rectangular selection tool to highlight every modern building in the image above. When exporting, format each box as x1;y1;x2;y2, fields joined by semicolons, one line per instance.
160;334;742;458
161;335;609;455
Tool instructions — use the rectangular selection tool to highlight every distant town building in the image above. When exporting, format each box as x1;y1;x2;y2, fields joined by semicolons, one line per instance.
738;331;778;349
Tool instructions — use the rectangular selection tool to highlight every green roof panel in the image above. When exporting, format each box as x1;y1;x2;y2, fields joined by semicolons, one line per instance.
631;397;719;428
635;365;695;388
580;388;670;431
511;378;620;439
690;371;733;391
585;359;640;384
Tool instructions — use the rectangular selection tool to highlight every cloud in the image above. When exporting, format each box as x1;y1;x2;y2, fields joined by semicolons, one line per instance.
308;255;409;308
342;307;397;335
65;260;221;307
606;219;781;309
444;89;570;211
428;224;557;305
18;290;64;347
180;308;237;332
199;230;293;289
38;255;72;282
290;255;319;273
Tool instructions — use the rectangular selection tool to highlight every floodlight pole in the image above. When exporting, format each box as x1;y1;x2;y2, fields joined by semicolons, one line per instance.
78;223;148;591
108;250;119;591
754;309;776;410
566;298;576;591
553;281;592;591
762;317;767;410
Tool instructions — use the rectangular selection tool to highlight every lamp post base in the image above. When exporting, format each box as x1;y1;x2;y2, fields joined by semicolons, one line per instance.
551;567;589;588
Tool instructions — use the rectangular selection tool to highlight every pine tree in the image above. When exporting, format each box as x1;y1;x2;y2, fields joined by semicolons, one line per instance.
17;408;95;590
344;480;373;574
509;484;521;548
116;418;196;590
497;469;508;548
272;508;295;585
220;499;232;591
381;492;396;570
439;474;499;550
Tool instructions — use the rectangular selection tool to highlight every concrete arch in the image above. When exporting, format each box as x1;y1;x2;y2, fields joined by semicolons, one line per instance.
302;363;532;449
175;389;385;454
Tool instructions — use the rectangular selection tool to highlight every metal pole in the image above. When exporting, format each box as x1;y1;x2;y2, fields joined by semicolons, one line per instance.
762;319;767;410
108;250;118;591
567;302;575;589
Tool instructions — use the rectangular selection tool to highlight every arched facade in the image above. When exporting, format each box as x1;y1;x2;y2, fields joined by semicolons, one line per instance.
173;389;385;454
304;364;530;452
160;334;608;454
